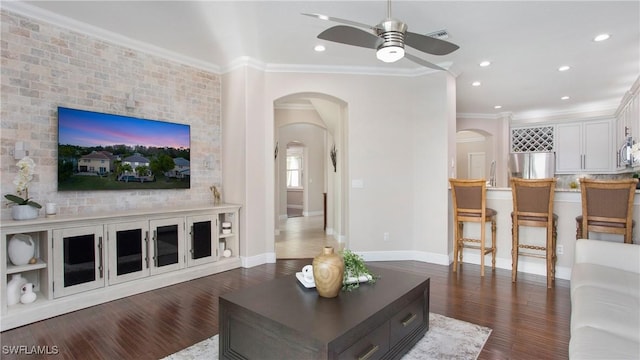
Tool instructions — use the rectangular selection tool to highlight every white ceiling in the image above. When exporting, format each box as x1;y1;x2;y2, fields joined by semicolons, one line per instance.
7;1;640;120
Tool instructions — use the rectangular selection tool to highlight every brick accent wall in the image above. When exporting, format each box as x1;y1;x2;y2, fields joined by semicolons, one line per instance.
1;10;222;219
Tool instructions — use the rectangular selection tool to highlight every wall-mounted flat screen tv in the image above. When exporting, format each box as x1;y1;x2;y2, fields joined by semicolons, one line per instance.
57;107;191;191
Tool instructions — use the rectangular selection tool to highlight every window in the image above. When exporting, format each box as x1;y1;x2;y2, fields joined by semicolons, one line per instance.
286;148;303;188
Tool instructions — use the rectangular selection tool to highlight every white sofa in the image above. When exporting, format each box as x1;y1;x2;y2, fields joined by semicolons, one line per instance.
570;239;640;359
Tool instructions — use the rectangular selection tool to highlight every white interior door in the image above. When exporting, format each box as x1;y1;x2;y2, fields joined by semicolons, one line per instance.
468;152;486;179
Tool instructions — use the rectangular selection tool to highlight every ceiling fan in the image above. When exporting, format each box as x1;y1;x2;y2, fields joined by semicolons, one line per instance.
302;0;459;71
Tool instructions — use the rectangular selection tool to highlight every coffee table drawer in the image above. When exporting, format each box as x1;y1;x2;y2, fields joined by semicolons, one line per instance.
389;296;425;345
338;322;390;360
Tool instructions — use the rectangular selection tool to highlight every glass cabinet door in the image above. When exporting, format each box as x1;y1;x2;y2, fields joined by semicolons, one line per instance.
186;215;218;267
149;218;184;275
53;226;105;298
107;221;150;285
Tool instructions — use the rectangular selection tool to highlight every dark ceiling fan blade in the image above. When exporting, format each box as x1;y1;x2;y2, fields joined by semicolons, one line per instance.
404;53;446;71
302;13;375;30
318;25;381;49
405;31;459;56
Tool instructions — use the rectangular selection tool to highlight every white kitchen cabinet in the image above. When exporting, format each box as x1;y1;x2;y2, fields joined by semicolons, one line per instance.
555;119;613;173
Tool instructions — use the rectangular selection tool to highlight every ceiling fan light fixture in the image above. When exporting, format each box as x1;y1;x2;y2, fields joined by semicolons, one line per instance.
376;45;405;63
375;19;407;63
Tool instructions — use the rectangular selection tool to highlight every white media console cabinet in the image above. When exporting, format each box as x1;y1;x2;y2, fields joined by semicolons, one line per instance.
0;204;241;331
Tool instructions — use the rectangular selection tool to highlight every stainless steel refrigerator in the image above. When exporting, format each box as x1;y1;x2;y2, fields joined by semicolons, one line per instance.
508;152;555;179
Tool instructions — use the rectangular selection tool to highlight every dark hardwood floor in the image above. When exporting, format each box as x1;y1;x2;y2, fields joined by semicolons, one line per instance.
0;260;571;360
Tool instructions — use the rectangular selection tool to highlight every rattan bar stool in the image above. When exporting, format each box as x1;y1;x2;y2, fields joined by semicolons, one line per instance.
575;178;638;244
449;178;497;276
511;178;557;288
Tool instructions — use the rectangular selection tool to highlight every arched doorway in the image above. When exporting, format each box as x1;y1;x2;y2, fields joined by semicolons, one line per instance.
273;93;348;258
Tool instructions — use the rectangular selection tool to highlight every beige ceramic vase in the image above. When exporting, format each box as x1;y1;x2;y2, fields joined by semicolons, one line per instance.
312;246;344;298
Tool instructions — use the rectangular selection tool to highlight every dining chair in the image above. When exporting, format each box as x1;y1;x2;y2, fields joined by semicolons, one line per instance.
449;178;497;276
576;178;638;244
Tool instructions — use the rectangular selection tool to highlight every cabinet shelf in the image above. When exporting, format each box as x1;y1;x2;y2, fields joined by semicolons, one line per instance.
6;291;46;312
219;233;235;239
6;259;47;274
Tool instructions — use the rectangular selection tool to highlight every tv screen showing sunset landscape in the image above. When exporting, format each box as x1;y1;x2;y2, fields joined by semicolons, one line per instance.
57;107;191;191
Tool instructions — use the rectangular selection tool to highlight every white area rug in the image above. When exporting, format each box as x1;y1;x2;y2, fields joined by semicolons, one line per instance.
162;313;492;360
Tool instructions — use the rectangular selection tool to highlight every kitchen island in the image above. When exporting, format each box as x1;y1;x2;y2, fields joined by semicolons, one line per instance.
450;187;640;282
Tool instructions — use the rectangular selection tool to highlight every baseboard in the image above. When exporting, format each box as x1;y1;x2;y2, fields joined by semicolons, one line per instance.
451;252;571;280
242;250;571;280
357;250;450;266
241;252;276;268
303;210;323;217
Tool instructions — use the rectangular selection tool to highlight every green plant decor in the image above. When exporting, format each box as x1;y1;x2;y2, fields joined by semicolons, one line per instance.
5;156;41;209
341;249;378;291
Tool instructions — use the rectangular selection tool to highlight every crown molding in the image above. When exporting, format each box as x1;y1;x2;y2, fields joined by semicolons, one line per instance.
261;63;440;78
457;113;501;120
5;2;619;123
4;2;449;79
615;75;640;116
1;2;222;73
511;105;617;123
222;56;268;73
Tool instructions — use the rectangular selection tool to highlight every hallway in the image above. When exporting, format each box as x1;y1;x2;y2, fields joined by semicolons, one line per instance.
275;215;342;259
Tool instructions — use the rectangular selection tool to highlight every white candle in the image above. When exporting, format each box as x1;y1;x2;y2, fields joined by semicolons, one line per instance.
45;203;57;216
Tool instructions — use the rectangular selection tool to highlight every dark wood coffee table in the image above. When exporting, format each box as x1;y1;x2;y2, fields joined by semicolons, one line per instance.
219;265;430;360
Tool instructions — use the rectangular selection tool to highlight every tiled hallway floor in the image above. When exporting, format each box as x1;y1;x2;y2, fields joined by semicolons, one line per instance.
275;215;343;259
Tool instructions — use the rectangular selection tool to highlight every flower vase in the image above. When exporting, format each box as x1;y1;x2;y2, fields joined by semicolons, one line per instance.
11;205;39;221
20;283;37;304
7;274;28;306
8;233;35;266
312;246;344;298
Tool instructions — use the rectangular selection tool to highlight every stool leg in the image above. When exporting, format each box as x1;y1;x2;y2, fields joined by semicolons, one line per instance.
546;221;553;288
576;220;582;240
453;221;461;272
458;222;464;264
480;220;486;277
491;217;497;270
552;218;557;281
512;217;518;283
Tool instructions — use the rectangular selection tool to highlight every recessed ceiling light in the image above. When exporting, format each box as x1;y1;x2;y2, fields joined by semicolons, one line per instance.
561;96;570;100
472;81;481;87
593;33;610;42
314;45;326;52
494;105;502;109
558;65;571;72
479;61;491;67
